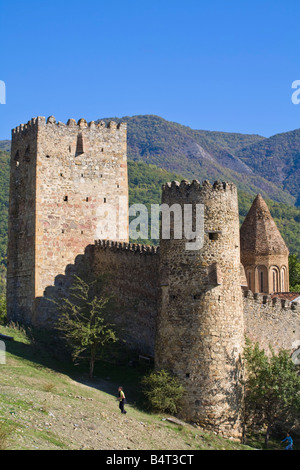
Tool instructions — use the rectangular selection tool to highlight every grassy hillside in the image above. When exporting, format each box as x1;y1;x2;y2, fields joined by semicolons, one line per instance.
0;323;253;450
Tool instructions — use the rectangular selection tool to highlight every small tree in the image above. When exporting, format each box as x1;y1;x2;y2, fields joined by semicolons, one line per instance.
289;254;300;292
0;294;7;325
243;337;300;447
140;369;185;415
55;275;117;378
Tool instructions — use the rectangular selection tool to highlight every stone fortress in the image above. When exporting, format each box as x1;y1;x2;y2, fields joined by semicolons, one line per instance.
6;116;300;439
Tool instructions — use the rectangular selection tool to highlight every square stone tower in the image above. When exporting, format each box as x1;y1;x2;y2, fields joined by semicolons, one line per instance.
7;116;129;324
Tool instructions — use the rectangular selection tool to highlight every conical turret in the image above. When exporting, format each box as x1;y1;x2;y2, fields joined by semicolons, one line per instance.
240;194;289;294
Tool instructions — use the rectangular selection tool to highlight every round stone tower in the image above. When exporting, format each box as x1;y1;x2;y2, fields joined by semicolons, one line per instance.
155;180;244;439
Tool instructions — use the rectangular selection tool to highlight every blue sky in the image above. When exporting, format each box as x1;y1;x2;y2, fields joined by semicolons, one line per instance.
0;0;300;140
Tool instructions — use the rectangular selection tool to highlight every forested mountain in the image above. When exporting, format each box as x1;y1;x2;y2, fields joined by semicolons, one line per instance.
236;128;300;204
128;160;300;255
98;115;297;206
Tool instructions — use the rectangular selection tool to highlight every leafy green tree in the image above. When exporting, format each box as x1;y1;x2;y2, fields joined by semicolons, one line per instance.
55;275;117;378
243;337;300;448
140;369;185;415
289;254;300;292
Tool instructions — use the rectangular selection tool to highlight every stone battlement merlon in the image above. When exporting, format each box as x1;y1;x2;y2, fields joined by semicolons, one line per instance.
94;239;159;255
162;179;237;194
12;116;127;137
243;289;300;312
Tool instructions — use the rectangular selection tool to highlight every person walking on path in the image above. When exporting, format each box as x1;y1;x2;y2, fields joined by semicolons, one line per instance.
281;433;293;450
118;386;127;414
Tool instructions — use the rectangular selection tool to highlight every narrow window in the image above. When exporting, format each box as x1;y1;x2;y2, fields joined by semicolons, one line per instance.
24;145;30;162
14;150;20;167
86;197;89;202
75;132;84;156
104;197;106;203
281;268;286;292
260;272;264;293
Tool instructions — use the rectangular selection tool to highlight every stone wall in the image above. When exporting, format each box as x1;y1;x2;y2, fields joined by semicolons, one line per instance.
243;290;300;355
7;116;129;324
91;241;159;355
7;120;38;322
36;240;160;356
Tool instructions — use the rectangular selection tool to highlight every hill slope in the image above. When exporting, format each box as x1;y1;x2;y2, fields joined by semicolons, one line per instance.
0;324;252;451
98;115;295;206
236;128;300;203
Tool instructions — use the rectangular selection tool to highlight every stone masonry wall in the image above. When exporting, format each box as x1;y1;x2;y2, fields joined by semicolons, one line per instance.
243;290;300;355
7;116;129;325
38;240;160;355
91;241;159;356
7;120;38;322
155;180;245;439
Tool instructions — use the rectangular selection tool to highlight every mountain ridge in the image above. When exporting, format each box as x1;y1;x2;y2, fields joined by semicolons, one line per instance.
97;115;297;206
1;114;298;206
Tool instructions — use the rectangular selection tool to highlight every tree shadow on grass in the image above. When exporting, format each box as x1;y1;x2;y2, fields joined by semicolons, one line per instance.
2;324;152;410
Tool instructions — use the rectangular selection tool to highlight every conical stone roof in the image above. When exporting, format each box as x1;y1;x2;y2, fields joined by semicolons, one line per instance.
240;194;289;256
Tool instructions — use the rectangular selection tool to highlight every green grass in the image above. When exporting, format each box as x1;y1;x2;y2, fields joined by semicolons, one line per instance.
0;323;272;451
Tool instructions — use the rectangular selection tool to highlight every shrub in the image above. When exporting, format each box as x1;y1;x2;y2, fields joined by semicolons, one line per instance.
0;294;7;325
140;369;184;415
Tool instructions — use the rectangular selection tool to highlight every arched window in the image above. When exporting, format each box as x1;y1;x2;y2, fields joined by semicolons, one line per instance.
260;271;264;293
281;267;287;292
246;270;252;291
270;267;279;293
257;266;268;293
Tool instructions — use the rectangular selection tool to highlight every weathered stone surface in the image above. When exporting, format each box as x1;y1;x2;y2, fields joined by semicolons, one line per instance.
7;116;129;324
155;180;245;439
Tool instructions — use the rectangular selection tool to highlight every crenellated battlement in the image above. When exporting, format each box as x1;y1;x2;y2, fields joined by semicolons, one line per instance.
95;239;159;255
162;179;237;194
12;115;126;136
243;289;300;312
